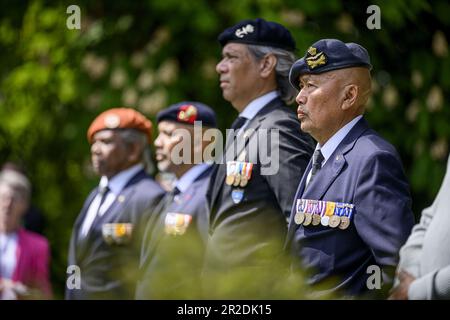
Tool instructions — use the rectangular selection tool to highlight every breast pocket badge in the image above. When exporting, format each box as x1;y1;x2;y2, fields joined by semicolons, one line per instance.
102;223;133;245
165;212;193;236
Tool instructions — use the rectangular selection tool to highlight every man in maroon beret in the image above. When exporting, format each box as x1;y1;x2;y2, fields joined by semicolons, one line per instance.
66;108;165;300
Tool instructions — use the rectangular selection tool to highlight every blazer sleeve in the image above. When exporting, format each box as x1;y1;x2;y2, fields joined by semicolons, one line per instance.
262;116;313;220
353;150;414;284
405;155;450;299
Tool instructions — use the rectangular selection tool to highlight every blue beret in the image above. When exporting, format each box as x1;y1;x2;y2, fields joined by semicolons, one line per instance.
218;18;296;51
289;39;372;89
156;101;217;128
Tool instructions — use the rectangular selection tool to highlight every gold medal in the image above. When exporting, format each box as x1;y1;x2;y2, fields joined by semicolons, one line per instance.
328;215;341;228
312;214;321;226
303;212;313;226
240;176;248;187
226;175;235;186
233;174;241;187
294;212;305;225
338;216;350;230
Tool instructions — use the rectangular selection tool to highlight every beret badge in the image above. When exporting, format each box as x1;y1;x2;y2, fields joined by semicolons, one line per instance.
306;46;327;70
104;114;121;128
235;24;255;38
177;105;198;124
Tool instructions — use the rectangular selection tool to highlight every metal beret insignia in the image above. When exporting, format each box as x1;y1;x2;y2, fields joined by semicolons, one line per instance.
177;105;198;124
104;114;121;128
306;46;328;70
235;24;255;38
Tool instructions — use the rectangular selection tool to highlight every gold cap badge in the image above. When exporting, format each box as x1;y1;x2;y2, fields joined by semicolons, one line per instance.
306;47;327;69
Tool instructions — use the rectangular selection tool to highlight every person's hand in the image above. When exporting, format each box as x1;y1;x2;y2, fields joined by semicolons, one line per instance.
388;270;416;300
0;278;29;300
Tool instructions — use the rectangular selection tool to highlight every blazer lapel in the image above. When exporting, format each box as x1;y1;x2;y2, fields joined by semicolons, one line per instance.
73;190;97;262
12;229;25;282
209;98;283;216
86;170;146;241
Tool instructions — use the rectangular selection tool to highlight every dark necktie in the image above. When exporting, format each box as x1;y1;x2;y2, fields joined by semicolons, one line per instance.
161;186;180;213
308;149;324;187
97;184;110;214
231;116;247;130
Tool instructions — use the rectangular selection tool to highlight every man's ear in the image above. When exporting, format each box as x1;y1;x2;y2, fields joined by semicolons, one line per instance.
127;142;142;163
260;54;277;78
342;84;358;110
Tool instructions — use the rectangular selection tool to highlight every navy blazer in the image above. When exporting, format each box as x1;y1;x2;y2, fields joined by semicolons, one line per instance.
135;166;213;299
285;117;414;297
66;169;165;300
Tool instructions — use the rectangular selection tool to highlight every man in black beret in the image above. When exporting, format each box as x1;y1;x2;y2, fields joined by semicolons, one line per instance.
204;18;314;297
284;39;414;297
136;101;217;299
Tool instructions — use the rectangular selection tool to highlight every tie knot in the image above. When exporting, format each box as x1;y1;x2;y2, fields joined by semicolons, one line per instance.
231;116;247;130
312;149;324;173
172;186;180;196
99;184;109;196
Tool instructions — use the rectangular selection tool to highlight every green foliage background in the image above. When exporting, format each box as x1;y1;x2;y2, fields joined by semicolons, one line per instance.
0;0;449;298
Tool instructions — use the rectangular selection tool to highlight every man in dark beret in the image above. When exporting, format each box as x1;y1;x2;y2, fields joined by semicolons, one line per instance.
136;102;217;299
284;39;414;297
66;108;165;299
204;18;314;297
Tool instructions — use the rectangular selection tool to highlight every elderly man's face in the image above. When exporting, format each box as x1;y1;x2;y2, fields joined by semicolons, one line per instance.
216;43;260;110
90;130;132;178
0;184;28;233
295;72;345;144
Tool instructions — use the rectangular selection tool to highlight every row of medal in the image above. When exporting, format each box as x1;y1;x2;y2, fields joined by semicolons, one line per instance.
102;223;133;245
165;212;192;236
294;199;354;230
226;161;254;188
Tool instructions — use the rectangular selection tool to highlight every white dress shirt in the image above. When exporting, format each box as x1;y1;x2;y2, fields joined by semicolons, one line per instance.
79;163;144;238
0;232;18;279
237;91;278;133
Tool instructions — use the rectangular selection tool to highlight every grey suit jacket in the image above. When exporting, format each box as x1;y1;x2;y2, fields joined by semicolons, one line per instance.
397;153;450;299
66;169;164;299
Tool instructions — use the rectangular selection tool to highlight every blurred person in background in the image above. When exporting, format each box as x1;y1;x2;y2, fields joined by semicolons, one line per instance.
66;108;165;300
136;101;217;299
1;162;46;235
0;170;52;299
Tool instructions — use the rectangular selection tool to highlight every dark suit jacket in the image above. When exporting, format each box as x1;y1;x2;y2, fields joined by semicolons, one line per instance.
285;117;414;297
204;98;314;276
135;166;212;299
66;169;164;300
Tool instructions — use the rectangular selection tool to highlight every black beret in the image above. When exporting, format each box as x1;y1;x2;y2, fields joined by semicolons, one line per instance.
218;18;296;51
156;101;217;128
289;39;373;89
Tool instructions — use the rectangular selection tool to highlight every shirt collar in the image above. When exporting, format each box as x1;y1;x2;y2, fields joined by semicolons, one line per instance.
239;91;278;121
174;163;211;194
101;163;144;195
317;115;363;165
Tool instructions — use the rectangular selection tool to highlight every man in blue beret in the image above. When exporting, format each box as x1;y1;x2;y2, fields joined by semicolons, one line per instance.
284;39;414;297
204;18;314;297
136;102;217;299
